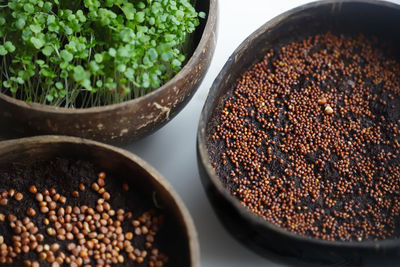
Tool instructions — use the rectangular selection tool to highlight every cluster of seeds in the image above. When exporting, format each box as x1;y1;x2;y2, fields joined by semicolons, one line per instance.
0;171;168;266
0;189;23;207
210;32;400;241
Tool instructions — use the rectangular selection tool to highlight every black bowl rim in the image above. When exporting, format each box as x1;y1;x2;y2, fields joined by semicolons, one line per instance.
0;135;200;266
197;0;400;250
0;0;218;114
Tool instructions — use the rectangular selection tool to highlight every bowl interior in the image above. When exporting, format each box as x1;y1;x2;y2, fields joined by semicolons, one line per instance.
0;136;198;266
201;0;400;247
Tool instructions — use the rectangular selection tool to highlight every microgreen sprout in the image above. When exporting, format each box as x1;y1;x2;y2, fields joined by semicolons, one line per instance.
0;0;205;108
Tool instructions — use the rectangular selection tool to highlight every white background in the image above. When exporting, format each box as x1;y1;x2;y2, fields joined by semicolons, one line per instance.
126;1;400;266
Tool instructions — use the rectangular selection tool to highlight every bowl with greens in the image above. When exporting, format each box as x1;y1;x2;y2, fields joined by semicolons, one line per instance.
0;0;217;144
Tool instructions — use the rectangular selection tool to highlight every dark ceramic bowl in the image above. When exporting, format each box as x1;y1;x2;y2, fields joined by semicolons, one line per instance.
197;0;400;265
0;135;199;266
0;0;217;145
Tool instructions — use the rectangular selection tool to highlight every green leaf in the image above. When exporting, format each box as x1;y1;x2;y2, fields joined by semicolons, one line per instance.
3;81;11;88
148;48;158;61
60;50;73;62
117;64;126;72
121;3;135;20
4;41;15;53
124;68;134;79
24;3;35;14
64;26;73;35
108;48;116;57
55;82;63;89
43;2;53;12
171;59;181;68
117;46;129;58
94;53;103;63
15;18;26;30
89;61;99;72
42;46;54;56
47;15;56;25
199;12;206;19
0;46;7;56
29;24;42;34
60;70;68;78
30;37;44;49
46;94;54;102
73;65;90;82
135;11;145;23
161;51;172;62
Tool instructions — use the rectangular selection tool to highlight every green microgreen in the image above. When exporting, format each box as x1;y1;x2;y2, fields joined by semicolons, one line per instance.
0;0;204;108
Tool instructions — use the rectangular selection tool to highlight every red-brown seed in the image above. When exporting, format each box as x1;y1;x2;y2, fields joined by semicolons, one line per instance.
29;185;38;194
15;192;23;201
27;208;36;217
122;183;129;191
98;172;106;180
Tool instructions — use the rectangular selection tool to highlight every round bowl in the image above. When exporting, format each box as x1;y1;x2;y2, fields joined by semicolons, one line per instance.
197;0;400;265
0;135;199;266
0;0;218;145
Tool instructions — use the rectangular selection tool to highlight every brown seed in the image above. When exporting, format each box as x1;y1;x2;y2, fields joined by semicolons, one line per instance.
134;227;142;235
98;172;106;180
7;189;15;198
98;187;105;194
36;193;43;202
0;214;4;222
29;185;38;194
32;261;40;267
317;97;327;105
0;199;7;206
36;234;44;242
59;196;67;204
22;245;30;253
91;183;99;192
49;188;56;195
324;105;334;115
122;183;129;191
47;228;56;236
118;255;124;263
102;192;110;201
125;232;133;240
53;193;60;201
15;192;23;201
72;191;79;198
50;243;60;252
65;206;72;214
8;214;17;222
79;184;85;191
66;232;73;240
56;256;64;264
48;201;57;210
40;206;49;214
39;251;47;260
27;208;36;217
96;205;103;213
97;178;105;187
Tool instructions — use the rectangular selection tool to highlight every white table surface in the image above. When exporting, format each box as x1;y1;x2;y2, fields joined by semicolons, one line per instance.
125;1;400;266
